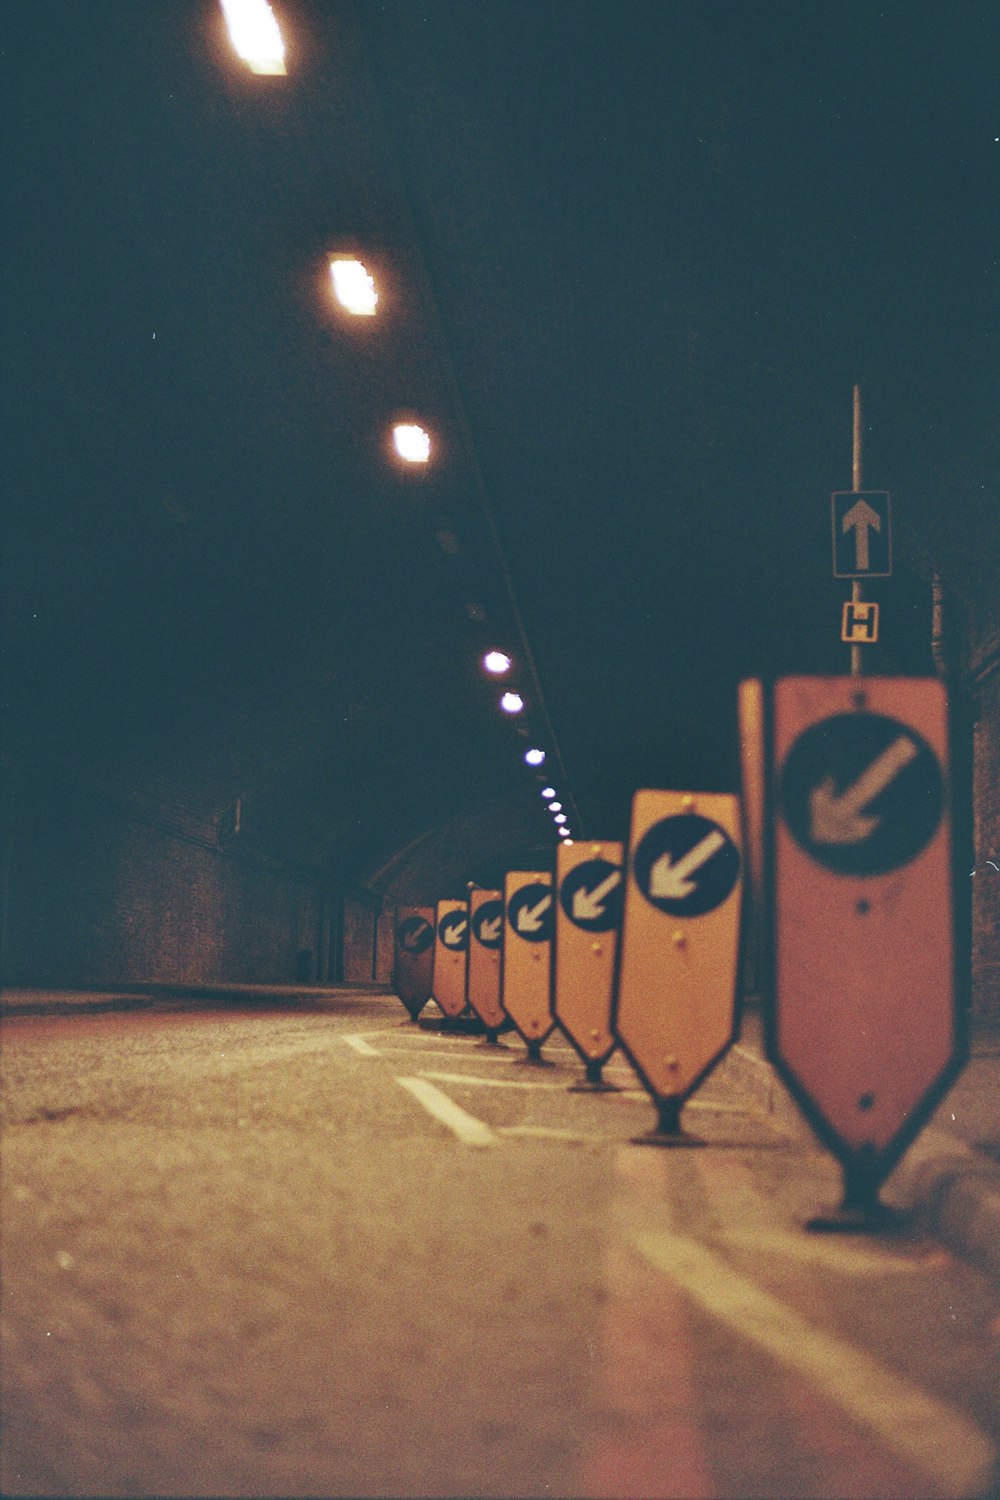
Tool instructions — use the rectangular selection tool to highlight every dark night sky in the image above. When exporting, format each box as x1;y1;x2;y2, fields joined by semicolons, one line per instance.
2;1;998;883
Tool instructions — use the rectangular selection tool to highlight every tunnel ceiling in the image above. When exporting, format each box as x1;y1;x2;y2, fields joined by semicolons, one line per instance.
3;1;999;897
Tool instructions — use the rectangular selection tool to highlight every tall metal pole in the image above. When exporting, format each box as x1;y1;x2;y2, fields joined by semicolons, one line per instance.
851;385;864;677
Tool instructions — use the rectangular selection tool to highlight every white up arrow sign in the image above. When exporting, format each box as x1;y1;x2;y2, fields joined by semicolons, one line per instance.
516;894;552;933
810;735;919;845
842;498;882;572
572;869;621;921
479;916;502;943
649;830;727;899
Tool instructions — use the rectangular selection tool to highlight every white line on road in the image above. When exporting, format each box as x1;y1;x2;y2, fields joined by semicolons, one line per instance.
342;1034;381;1056
419;1069;568;1091
633;1230;995;1497
717;1229;924;1277
395;1077;497;1146
499;1125;603;1142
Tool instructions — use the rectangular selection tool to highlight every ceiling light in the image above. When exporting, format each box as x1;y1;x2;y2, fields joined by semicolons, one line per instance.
554;813;567;824
482;651;512;675
524;748;545;766
220;0;286;73
330;258;378;315
392;423;431;463
548;801;562;812
500;692;524;714
541;786;556;799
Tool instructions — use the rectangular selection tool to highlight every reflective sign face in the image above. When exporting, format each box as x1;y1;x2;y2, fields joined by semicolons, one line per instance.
471;898;504;949
769;677;959;1171
393;905;435;1019
779;711;943;876
467;889;505;1030
438;908;469;950
615;791;743;1101
432;900;469;1018
554;842;622;1064
396;913;434;955
558;857;623;933
632;813;741;917
502;872;554;1043
506;881;554;943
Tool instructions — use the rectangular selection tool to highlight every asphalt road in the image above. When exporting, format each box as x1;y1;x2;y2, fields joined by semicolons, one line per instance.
2;993;999;1499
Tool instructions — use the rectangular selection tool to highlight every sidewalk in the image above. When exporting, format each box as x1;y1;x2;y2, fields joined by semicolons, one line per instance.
0;982;393;1016
726;1007;1000;1285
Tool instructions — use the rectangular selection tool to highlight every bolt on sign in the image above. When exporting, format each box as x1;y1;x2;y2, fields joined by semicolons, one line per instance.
614;790;743;1127
393;906;435;1020
502;871;555;1048
766;676;964;1201
553;840;623;1074
467;888;506;1033
432;900;469;1019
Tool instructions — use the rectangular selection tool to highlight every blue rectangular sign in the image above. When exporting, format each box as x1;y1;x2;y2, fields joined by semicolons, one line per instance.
831;490;892;578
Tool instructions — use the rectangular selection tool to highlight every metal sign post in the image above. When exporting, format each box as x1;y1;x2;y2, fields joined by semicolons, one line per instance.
431;899;469;1021
765;675;964;1228
553;840;623;1090
502;871;555;1063
392;905;435;1020
614;790;743;1143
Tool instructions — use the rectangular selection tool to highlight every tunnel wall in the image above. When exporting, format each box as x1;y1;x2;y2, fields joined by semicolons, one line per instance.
0;785;325;988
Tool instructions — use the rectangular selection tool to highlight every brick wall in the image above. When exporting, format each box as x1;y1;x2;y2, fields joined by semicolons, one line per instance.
2;782;325;988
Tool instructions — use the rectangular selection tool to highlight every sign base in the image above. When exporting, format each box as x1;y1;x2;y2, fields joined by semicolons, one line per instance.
568;1060;620;1092
805;1157;911;1235
630;1098;707;1147
515;1041;554;1067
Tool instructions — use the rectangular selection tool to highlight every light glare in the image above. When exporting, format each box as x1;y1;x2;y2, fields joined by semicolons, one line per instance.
483;651;512;675
524;748;545;766
500;692;524;714
541;787;556;799
554;813;567;824
393;423;431;463
548;801;562;812
330;258;378;315
221;0;286;73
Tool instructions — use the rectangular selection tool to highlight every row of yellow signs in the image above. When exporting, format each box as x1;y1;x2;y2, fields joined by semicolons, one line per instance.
395;789;744;1108
393;677;961;1181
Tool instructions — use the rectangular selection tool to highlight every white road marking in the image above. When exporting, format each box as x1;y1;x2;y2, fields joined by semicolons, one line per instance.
395;1077;497;1147
342;1034;380;1056
633;1230;995;1497
418;1069;568;1092
499;1125;602;1142
718;1228;924;1277
367;1045;517;1064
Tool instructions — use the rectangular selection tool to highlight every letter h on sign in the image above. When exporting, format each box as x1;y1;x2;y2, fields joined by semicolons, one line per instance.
841;600;879;644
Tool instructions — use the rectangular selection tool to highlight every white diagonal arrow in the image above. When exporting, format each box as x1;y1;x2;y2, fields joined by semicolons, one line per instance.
403;927;429;950
809;735;919;845
842;499;881;572
516;893;552;933
649;829;727;900
572;869;621;921
443;918;467;944
479;916;502;943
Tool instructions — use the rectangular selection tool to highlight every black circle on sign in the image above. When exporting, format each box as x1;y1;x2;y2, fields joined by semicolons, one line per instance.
780;711;943;876
559;859;623;932
472;899;504;949
632;814;741;917
438;910;468;950
507;882;554;943
397;915;433;954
